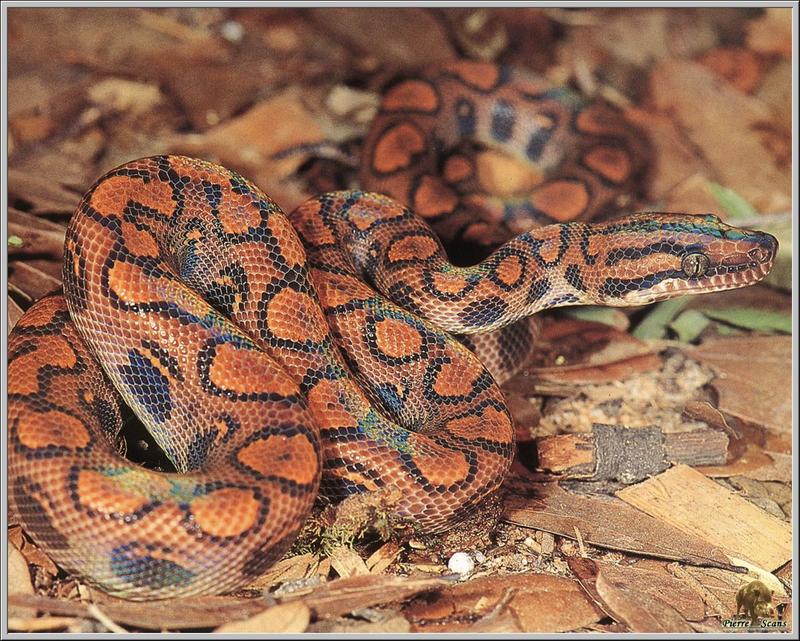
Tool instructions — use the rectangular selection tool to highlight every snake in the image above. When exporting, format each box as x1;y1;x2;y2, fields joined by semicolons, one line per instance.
8;60;777;600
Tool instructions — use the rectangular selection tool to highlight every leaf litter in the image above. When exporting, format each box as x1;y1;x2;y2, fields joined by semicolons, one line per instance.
6;6;792;634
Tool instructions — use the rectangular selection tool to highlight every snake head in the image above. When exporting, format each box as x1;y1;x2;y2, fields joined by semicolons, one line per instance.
588;213;778;306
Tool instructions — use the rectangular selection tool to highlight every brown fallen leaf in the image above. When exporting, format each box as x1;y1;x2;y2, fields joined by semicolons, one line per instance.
746;8;792;60
174;87;327;212
698;46;763;94
7;216;66;260
307;8;456;69
5;594;268;631
684;335;791;434
649;59;790;213
623;108;709;207
9;262;62;302
697;442;780;480
404;572;602;633
600;560;705;621
214;601;310;633
281;574;449;620
616;465;792;572
8;545;37;619
503;481;736;570
594;560;694;632
505;318;662;392
8;296;25;333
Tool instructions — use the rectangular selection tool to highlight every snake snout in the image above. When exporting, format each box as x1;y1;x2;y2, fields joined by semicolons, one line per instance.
747;233;778;266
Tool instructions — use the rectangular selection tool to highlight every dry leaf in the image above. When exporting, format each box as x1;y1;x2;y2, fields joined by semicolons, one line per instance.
365;542;402;575
8;296;25;333
503;481;735;569
174;87;326;212
5;595;268;630
405;572;602;633
308;8;456;69
746;8;792;59
685;335;791;434
282;574;449;620
214;601;310;633
649;59;790;213
595;562;694;632
698;47;763;94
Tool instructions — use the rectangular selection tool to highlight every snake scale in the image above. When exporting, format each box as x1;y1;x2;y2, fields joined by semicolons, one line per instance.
8;61;777;600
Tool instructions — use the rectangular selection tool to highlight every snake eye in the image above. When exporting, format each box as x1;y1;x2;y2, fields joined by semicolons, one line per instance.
682;252;710;278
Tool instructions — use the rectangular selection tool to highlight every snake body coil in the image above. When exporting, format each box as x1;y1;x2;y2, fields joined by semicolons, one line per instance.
8;62;777;600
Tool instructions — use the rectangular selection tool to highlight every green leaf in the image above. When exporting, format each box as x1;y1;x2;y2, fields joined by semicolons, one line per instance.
706;182;759;220
560;306;630;331
631;297;692;340
669;309;711;343
702;307;791;334
7;235;23;247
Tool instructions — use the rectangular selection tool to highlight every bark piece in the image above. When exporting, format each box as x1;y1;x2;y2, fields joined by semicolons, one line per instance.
503;481;735;570
537;425;728;480
616;465;791;571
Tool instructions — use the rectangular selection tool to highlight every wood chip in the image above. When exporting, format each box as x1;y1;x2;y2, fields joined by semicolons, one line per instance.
366;542;402;575
328;546;370;578
504;481;735;569
7;220;65;259
9;261;62;301
616;465;791;572
241;553;316;591
7;169;81;213
8;616;80;632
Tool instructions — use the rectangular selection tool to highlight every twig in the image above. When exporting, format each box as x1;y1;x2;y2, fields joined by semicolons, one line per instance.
574;526;588;558
86;604;129;634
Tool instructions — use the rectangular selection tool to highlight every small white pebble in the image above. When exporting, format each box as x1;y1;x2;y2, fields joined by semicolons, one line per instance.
447;552;475;577
474;551;486;563
220;20;244;43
